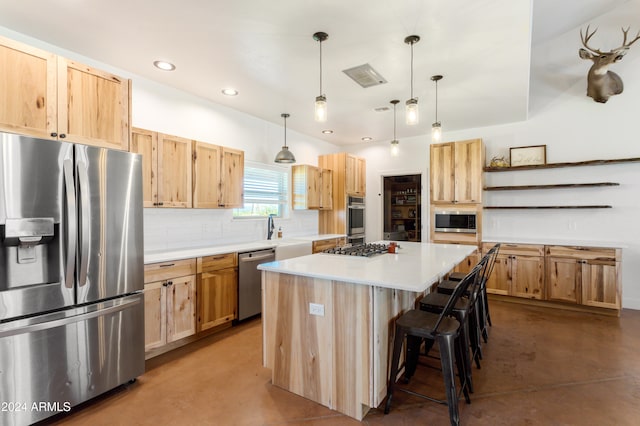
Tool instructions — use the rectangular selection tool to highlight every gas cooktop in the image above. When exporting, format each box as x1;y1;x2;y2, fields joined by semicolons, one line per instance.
323;243;390;257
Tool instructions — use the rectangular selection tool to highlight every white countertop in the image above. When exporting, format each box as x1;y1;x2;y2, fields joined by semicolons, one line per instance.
144;234;346;264
257;241;476;293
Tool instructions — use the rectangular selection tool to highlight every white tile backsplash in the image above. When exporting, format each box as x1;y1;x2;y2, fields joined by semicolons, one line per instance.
144;208;319;251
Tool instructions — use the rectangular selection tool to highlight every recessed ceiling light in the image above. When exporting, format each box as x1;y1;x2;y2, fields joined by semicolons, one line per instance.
361;137;372;141
322;130;333;134
222;88;238;96
153;60;175;71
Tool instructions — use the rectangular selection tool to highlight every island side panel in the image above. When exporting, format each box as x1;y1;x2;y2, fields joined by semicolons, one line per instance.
332;280;372;420
262;271;333;408
371;287;423;407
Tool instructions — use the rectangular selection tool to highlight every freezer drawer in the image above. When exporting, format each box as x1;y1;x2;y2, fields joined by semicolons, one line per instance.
0;293;144;426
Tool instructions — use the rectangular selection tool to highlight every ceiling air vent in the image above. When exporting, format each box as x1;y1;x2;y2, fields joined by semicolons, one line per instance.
342;63;387;88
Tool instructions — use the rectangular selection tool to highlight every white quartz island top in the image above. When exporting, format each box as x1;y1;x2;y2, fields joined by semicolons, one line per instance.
258;241;476;293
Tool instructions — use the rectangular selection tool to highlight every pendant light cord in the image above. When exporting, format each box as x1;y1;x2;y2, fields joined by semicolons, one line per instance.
435;79;438;122
410;41;414;99
283;115;287;147
319;40;323;96
393;103;397;139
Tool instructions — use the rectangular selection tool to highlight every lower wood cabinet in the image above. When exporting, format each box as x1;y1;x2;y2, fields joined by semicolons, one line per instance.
483;243;544;300
144;259;197;352
546;246;621;309
197;253;238;331
312;237;346;253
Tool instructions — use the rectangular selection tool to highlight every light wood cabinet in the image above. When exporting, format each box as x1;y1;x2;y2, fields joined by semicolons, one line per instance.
192;142;244;208
144;259;197;352
131;128;192;208
483;243;544;300
430;138;483;204
292;165;332;210
197;253;238;331
312;237;346;253
318;153;366;234
0;36;130;150
346;154;366;196
546;246;621;309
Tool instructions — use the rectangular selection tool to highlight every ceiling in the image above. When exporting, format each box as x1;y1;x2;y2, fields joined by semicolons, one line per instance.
0;0;628;145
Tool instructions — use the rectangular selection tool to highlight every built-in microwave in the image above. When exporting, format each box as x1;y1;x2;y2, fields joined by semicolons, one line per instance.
434;211;477;233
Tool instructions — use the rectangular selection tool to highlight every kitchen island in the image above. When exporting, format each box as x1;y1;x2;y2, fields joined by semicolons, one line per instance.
258;242;476;420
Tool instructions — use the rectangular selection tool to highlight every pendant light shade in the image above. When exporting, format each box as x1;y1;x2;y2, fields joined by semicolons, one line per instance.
390;100;400;157
404;35;420;125
313;32;329;122
431;75;443;142
274;113;296;163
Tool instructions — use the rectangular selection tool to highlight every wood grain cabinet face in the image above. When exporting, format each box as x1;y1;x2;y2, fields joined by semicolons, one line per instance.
292;165;332;210
131;128;192;208
197;253;238;331
311;237;345;253
143;259;197;352
193;143;244;208
483;243;544;300
430;139;483;204
345;155;366;196
0;36;131;149
545;246;621;309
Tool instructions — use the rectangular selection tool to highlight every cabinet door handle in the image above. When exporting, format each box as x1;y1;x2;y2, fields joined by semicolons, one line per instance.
59;134;66;138
162;282;168;287
159;263;175;268
51;132;58;138
167;281;173;286
158;202;164;206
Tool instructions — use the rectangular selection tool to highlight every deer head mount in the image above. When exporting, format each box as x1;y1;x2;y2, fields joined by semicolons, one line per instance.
579;26;640;103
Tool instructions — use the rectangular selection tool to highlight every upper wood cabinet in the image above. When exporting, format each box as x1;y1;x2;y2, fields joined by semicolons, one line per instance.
192;142;244;208
291;165;332;210
0;35;131;150
131;128;192;208
318;152;365;234
430;138;484;204
346;154;366;196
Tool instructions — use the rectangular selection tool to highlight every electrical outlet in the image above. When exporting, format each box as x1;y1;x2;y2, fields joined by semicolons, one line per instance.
309;303;325;317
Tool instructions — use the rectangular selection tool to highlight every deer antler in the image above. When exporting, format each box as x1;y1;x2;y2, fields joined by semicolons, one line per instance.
617;26;640;49
580;25;603;54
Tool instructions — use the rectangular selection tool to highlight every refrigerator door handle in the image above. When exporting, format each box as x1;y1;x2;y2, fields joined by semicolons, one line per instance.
0;296;142;339
77;160;91;287
63;159;77;289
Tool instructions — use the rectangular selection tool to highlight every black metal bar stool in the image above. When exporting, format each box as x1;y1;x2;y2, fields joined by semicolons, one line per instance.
384;268;479;426
439;244;500;344
419;257;487;393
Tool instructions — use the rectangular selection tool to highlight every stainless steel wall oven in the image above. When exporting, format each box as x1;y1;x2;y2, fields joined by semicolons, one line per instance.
347;196;365;242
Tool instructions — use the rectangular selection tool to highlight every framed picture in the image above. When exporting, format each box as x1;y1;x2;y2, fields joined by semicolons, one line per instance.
510;145;547;167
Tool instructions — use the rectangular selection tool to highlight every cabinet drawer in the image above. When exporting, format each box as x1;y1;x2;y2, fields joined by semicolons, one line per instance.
199;252;238;273
483;243;543;257
144;258;197;283
545;246;619;261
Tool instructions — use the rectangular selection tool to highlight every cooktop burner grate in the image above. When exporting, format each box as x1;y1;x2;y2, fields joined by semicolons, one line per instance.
323;243;389;257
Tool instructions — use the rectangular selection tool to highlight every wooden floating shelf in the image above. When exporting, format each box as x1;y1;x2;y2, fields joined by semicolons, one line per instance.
484;157;640;172
484;182;620;191
484;205;612;209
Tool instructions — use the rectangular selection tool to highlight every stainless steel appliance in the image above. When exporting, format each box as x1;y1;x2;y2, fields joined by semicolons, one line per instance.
238;248;276;321
434;210;477;233
347;195;365;243
0;132;144;426
323;243;389;257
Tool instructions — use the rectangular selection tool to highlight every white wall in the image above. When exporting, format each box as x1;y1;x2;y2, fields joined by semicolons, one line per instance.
350;2;640;309
0;26;342;252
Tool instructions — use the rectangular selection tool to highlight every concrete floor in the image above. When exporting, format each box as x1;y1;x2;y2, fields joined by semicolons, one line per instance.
46;300;640;425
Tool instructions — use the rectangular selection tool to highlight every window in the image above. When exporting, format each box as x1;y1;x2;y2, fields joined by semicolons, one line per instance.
233;162;289;218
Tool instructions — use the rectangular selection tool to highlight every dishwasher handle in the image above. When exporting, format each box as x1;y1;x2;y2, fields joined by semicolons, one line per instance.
239;252;275;262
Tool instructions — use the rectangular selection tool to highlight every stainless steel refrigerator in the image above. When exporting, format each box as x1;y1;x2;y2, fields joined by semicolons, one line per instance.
0;132;144;425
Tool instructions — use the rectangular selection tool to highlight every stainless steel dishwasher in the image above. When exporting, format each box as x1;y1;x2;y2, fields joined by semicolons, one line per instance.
238;248;276;321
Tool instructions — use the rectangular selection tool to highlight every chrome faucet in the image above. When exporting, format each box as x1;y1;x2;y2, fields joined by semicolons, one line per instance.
267;214;275;240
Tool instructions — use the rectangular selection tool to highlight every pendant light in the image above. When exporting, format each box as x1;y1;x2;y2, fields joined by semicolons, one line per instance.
431;75;443;142
404;35;420;125
390;100;400;157
313;32;329;122
274;113;296;163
